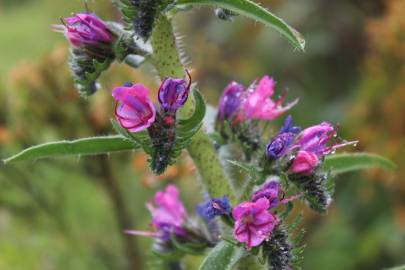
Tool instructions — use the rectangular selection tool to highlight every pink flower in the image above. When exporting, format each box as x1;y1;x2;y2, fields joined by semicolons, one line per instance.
242;76;298;121
290;150;319;175
149;185;187;229
232;198;278;249
125;185;187;240
112;83;156;132
53;13;113;47
296;122;358;157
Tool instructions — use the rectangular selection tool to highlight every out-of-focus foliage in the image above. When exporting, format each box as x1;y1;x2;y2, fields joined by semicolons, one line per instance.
350;0;405;225
0;0;403;269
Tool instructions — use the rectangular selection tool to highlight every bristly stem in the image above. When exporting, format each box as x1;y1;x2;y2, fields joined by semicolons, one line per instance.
149;15;236;203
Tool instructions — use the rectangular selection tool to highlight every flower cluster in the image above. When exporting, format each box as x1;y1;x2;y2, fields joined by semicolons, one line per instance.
112;72;192;174
53;11;148;96
125;185;211;258
216;75;298;155
217;75;298;123
265;116;358;176
214;75;358;215
53;12;116;96
127;182;301;268
113;72;191;132
197;179;300;250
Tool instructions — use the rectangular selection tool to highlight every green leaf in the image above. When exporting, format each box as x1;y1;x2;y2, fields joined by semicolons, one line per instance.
199;241;246;270
175;0;305;51
2;135;138;165
177;88;206;132
323;153;396;175
227;160;263;184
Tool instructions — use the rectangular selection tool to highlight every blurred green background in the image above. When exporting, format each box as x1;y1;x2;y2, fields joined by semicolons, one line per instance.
0;0;404;269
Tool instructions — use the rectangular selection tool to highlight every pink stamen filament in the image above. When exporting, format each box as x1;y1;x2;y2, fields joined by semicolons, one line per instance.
280;193;304;204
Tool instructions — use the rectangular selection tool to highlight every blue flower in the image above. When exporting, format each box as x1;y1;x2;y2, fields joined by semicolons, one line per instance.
196;196;232;221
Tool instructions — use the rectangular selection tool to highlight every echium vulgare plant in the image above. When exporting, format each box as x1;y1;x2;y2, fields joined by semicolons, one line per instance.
3;0;397;269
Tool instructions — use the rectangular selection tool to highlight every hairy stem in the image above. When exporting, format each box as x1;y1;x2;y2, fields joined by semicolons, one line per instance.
150;15;235;202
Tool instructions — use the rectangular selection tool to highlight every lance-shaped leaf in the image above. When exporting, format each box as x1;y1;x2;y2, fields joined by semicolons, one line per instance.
323;153;397;175
2;135;139;165
175;0;305;51
199;240;246;270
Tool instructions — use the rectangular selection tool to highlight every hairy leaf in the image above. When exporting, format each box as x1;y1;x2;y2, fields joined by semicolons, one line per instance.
323;153;396;175
175;0;305;51
199;240;246;270
2;135;138;165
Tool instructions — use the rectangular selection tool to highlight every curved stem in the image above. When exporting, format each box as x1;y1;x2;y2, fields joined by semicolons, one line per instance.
150;15;235;202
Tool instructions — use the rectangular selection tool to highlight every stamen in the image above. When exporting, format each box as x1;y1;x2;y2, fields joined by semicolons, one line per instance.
280;192;303;204
84;0;90;13
59;17;67;27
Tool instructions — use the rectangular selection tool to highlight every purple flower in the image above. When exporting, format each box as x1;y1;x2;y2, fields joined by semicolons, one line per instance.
112;83;156;132
233;198;278;249
125;185;187;240
266;133;296;159
196;196;231;220
158;71;192;112
296;122;358;157
242;76;298;121
290;150;319;175
266;116;301;159
53;13;113;48
218;82;245;121
279;115;301;134
251;181;280;208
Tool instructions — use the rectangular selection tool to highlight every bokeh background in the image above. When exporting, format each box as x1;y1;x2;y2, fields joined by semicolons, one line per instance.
0;0;404;269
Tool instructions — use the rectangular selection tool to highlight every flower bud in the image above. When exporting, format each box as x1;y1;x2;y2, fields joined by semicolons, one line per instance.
158;72;191;112
297;122;358;157
112;83;156;132
266;132;296;160
53;13;115;96
251;180;280;207
218;82;245;121
266;116;301;160
290;150;319;175
53;13;114;56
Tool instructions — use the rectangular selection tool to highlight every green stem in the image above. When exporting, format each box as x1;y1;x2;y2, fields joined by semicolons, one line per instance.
150;15;235;202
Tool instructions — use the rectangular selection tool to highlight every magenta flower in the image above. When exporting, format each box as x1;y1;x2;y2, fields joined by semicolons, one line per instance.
112;83;156;132
242;76;298;121
296;122;358;157
158;71;191;112
233;198;278;249
125;185;187;240
53;13;113;48
290;150;319;175
218;81;245;121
